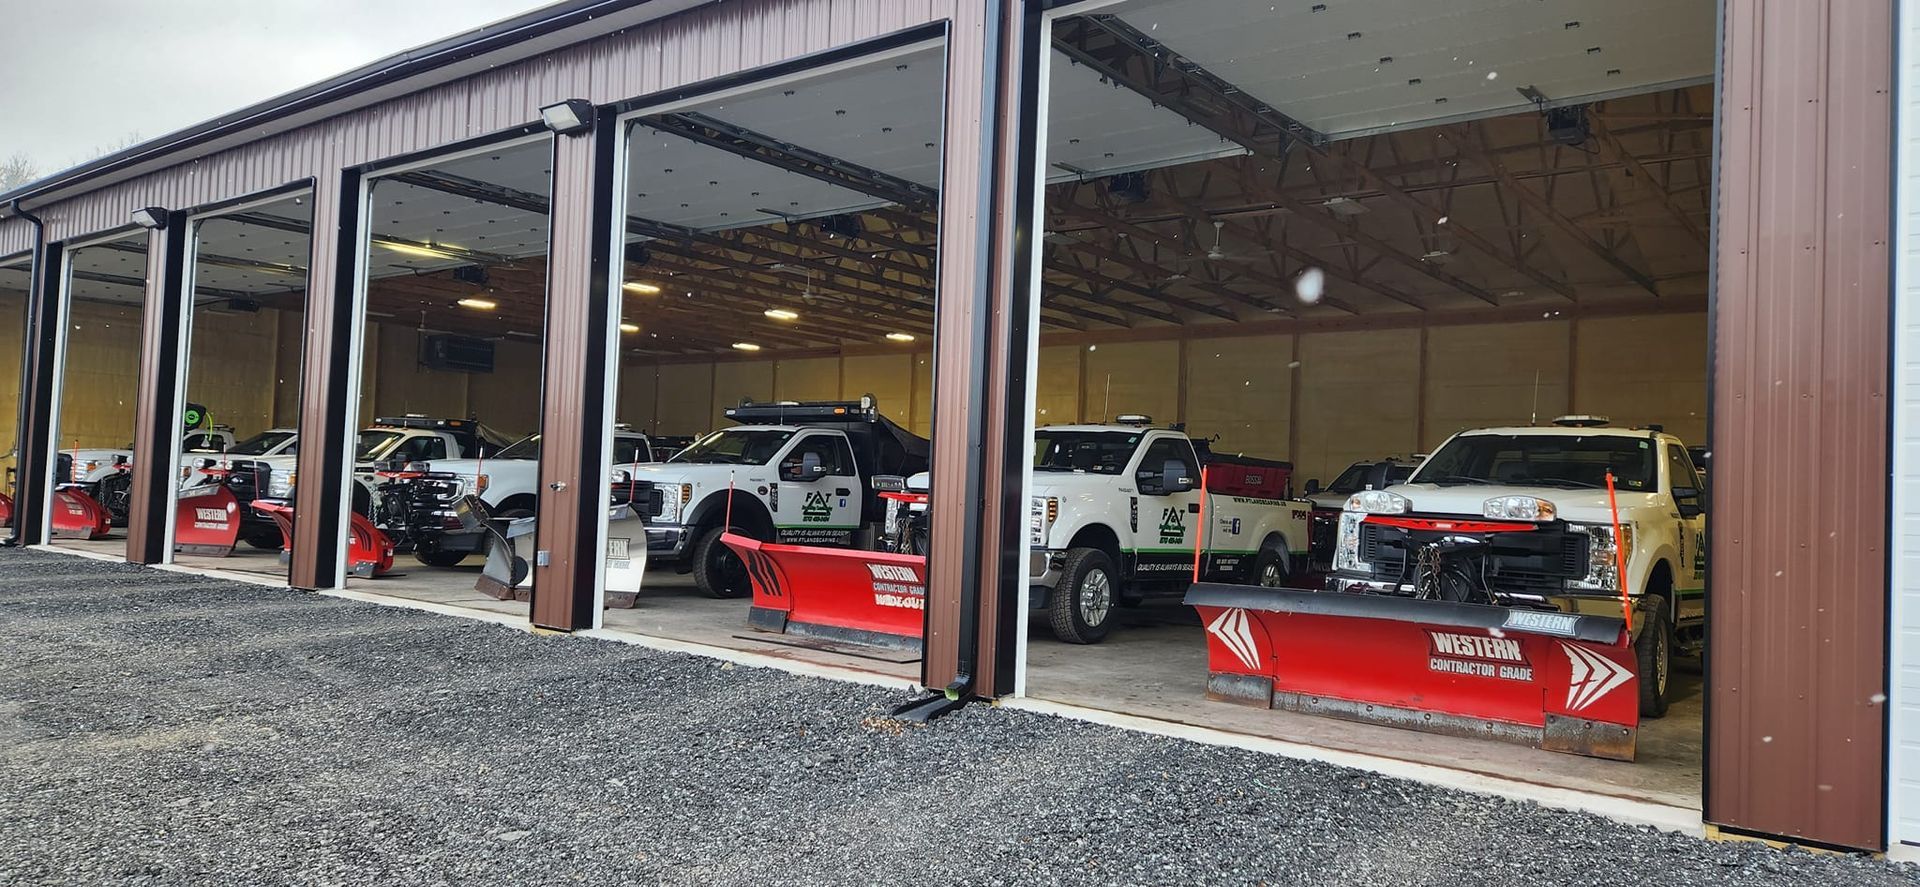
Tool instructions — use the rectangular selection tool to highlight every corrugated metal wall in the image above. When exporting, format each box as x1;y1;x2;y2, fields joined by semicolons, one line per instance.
0;0;951;253
1888;0;1920;850
1711;0;1894;852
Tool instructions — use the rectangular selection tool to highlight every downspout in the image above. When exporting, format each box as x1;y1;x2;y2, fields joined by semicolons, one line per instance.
4;199;46;546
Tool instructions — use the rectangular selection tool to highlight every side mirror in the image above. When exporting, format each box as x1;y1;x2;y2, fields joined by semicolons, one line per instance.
781;452;829;482
1304;478;1322;495
1673;486;1706;519
1137;460;1195;496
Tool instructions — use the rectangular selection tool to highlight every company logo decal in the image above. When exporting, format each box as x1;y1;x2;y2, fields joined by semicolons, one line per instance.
1206;607;1261;671
1562;642;1633;711
1158;506;1186;545
1428;631;1534;681
801;491;832;523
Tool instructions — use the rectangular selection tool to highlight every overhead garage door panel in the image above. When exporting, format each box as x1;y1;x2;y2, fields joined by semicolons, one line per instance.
1106;0;1715;139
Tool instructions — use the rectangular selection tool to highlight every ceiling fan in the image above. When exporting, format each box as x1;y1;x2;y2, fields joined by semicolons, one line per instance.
1201;219;1269;264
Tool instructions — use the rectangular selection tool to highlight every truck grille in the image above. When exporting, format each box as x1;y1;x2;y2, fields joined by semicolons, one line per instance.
1356;518;1588;597
223;460;268;502
610;479;663;520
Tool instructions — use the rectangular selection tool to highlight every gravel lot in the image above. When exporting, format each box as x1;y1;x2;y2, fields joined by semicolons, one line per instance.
0;547;1912;886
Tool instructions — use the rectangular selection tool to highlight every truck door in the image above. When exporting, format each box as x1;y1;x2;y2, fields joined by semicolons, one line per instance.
1664;442;1708;623
770;431;860;546
1129;434;1204;579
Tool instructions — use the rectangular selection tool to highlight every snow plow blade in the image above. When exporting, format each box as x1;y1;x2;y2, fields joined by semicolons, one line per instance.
723;532;925;651
249;500;395;577
173;484;242;555
51;487;111;540
1183;585;1639;761
0;491;14;529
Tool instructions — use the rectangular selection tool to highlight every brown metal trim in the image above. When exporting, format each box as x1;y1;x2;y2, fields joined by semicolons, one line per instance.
10;237;63;546
531;113;616;631
1707;0;1893;851
288;169;362;590
125;214;191;564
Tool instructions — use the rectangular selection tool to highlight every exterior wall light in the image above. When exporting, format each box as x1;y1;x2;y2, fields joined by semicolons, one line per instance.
539;99;596;135
131;207;169;230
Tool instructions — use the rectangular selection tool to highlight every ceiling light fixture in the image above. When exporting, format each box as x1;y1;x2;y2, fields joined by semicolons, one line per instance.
130;207;170;230
456;298;497;311
622;282;662;295
379;240;457;260
539;98;596;135
731;342;761;352
620;322;641;333
885;332;916;343
763;308;799;321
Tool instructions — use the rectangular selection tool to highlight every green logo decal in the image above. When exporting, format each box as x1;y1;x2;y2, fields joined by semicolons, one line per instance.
802;491;833;523
1158;506;1185;545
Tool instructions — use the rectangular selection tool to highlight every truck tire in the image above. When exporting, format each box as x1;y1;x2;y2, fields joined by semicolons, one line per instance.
693;525;753;599
1049;547;1118;644
1252;541;1290;588
413;543;468;568
243;531;284;551
1636;597;1672;719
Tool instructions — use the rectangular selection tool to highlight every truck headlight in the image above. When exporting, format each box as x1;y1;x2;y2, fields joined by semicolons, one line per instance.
1570;522;1636;592
267;470;295;499
1483;496;1556;521
80;460;100;479
1030;496;1058;546
1344;490;1409;515
1332;512;1369;572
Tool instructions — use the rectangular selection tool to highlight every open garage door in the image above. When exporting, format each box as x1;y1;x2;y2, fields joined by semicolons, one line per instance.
1013;0;1713;812
0;254;27;534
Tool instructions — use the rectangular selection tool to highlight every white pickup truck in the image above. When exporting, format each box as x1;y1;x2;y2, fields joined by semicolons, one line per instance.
1325;416;1707;717
622;397;929;598
1028;420;1312;643
375;428;654;567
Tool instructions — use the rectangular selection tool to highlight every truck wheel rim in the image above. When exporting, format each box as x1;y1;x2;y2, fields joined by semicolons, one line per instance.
714;546;747;590
1260;561;1285;587
1656;631;1670;695
1079;569;1111;626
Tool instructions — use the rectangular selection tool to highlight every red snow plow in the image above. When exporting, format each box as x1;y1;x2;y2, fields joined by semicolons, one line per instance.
251;500;395;578
173;480;243;556
723;531;925;651
50;486;112;539
1183;584;1639;761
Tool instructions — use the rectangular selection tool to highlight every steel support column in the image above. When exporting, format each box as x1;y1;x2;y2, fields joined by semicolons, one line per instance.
289;169;363;590
12;238;64;546
531;113;618;631
125;213;191;564
923;0;1043;697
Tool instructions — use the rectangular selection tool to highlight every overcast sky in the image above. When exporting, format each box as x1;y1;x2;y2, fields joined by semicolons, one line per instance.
0;0;553;173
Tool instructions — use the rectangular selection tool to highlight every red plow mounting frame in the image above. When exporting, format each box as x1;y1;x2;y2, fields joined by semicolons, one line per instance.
173;482;243;556
50;487;111;540
722;532;926;651
1183;584;1640;761
251;500;395;578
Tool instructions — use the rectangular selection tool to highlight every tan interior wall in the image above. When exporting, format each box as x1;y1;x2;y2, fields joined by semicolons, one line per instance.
1185;336;1295;461
1082;340;1180;426
1034;344;1082;426
711;361;774;430
1421;320;1572;452
271;309;304;428
1574;313;1710;445
466;339;542;438
841;353;914;426
370;324;470;424
0;290;24;479
184;308;283;438
1295;327;1425;484
653;363;714;436
618;362;660;432
773;357;841;403
54;299;144;451
910;352;935;437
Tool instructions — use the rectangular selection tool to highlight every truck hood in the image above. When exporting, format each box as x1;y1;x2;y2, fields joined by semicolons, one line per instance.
1386;482;1662;521
1306;491;1350;510
417;457;533;476
1030;470;1130;501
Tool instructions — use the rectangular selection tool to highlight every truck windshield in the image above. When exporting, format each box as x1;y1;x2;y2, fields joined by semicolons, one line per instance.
1033;431;1142;475
355;431;403;461
1411;433;1655;491
670;429;796;465
228;431;296;456
496;435;541;460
